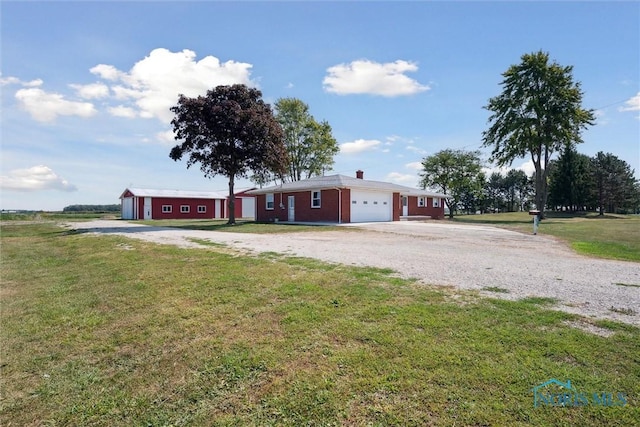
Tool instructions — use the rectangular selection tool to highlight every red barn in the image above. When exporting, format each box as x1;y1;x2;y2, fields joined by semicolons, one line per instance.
119;188;255;220
246;170;447;223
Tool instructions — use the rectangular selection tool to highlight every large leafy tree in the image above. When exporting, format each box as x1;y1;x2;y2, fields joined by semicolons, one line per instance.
274;97;339;182
169;84;287;224
420;149;484;218
482;51;595;216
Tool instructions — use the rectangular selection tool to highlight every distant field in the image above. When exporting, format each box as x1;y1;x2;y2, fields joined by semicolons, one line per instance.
452;212;640;262
0;212;118;221
1;222;638;425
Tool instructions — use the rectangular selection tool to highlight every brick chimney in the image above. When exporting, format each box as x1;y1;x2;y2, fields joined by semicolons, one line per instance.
356;170;364;179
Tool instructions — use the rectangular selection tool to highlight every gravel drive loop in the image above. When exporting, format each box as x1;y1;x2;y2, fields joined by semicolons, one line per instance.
71;220;640;327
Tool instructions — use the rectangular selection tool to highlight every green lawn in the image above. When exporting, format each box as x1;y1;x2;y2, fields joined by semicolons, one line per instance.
1;222;638;426
452;212;640;262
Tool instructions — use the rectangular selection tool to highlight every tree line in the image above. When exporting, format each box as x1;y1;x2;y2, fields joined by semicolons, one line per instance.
63;204;121;212
420;147;639;218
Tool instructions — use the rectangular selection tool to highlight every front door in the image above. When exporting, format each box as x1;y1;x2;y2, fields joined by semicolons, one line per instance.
288;195;295;222
402;196;408;216
144;197;152;219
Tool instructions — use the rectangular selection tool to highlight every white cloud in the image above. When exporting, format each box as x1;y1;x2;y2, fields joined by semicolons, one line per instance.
483;160;535;177
405;161;423;171
594;109;609;125
70;82;109;99
156;129;176;144
386;172;418;185
619;92;640;112
90;48;255;122
339;139;382;154
0;76;21;86
0;75;43;87
0;165;78;192
108;105;138;118
406;145;428;155
323;59;429;96
15;88;97;123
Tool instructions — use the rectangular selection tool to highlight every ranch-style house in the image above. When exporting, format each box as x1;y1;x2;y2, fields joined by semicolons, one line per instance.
247;170;447;223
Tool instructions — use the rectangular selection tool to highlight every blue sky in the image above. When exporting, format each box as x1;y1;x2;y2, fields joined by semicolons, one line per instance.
1;1;638;211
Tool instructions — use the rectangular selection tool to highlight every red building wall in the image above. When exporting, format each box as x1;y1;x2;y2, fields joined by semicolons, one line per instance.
151;197;218;220
392;192;401;221
406;196;445;219
255;189;347;223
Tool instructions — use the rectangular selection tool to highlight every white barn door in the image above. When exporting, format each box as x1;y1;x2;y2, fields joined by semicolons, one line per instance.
121;198;134;220
143;197;152;219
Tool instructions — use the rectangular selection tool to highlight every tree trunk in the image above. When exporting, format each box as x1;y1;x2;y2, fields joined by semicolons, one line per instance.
228;176;236;225
446;200;454;219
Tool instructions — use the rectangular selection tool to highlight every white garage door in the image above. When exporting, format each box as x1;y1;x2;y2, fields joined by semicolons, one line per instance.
350;190;392;222
241;197;255;218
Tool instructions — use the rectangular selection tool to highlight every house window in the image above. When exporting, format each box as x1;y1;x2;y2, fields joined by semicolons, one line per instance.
181;205;190;213
311;190;321;208
418;197;426;207
197;205;206;213
352;200;357;204
162;205;172;213
266;193;274;210
433;198;441;208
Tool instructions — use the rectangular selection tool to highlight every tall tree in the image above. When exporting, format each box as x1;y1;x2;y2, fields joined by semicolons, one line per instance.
482;51;595;217
169;84;287;224
547;145;593;212
485;172;506;213
504;169;530;212
273;98;339;182
420;149;484;218
590;152;638;215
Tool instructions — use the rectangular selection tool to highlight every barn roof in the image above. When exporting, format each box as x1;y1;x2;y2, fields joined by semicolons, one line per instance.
246;174;448;198
120;187;227;200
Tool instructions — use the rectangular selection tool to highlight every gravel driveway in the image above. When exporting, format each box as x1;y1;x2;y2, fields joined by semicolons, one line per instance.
70;220;640;327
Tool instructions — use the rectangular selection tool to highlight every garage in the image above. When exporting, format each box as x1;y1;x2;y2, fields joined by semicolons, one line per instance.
350;189;392;222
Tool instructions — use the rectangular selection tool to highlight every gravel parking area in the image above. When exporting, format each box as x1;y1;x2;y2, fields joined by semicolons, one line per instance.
70;220;640;327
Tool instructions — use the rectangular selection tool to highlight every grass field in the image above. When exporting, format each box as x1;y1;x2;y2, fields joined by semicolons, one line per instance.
1;221;638;426
452;212;640;262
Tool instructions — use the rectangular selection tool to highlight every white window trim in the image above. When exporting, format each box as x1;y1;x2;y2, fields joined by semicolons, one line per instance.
197;205;206;213
162;205;172;213
311;190;321;208
180;205;190;213
418;197;426;207
433;198;441;208
266;193;274;210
